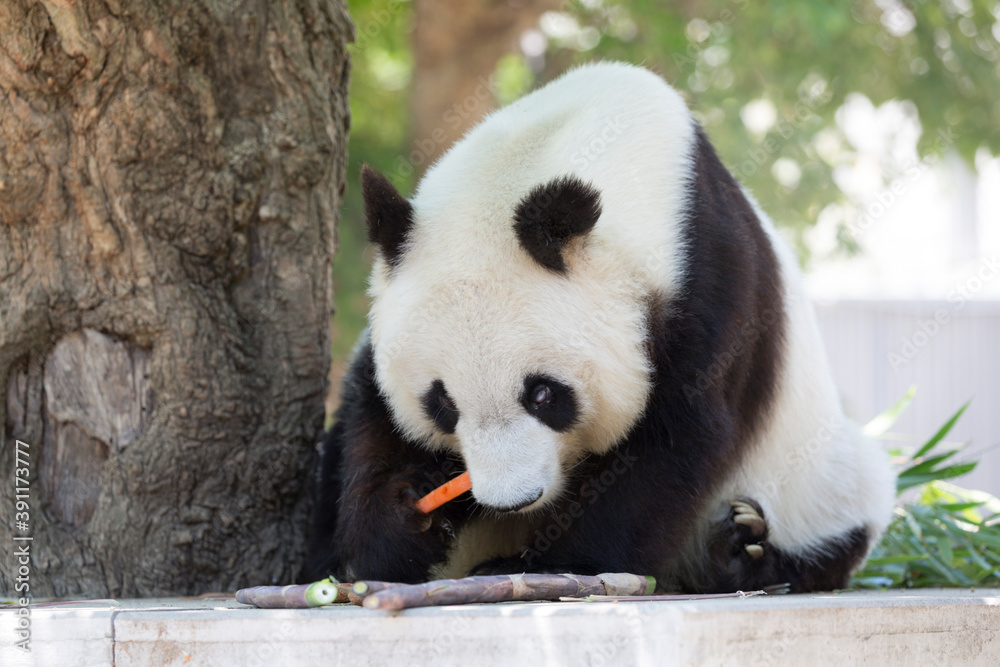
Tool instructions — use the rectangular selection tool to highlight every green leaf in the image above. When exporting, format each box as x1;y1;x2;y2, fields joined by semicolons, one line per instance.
856;393;999;588
862;554;927;565
863;385;916;437
904;511;924;542
913;401;970;459
897;463;978;493
938;538;954;566
898;450;961;477
968;531;1000;550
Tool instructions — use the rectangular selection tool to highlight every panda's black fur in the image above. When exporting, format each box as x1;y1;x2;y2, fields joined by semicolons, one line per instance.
307;63;893;592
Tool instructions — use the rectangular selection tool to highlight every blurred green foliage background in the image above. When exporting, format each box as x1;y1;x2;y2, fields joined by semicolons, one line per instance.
334;0;1000;384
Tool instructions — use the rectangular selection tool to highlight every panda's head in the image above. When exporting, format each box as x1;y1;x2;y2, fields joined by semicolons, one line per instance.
360;165;657;513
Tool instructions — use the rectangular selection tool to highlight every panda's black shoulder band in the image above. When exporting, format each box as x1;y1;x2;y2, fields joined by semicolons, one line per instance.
513;175;602;273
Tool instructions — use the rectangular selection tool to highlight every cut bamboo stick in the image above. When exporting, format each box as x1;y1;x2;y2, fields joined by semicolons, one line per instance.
334;582;354;603
235;580;338;608
360;572;655;611
348;580;405;606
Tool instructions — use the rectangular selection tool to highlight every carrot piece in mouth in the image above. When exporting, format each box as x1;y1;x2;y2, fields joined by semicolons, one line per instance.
415;471;472;513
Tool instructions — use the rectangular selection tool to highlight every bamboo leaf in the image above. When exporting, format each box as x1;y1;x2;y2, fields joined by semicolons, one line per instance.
913;401;970;458
897;463;978;493
863;385;916;437
852;396;1000;590
863;554;926;565
938;538;954;566
968;531;1000;549
898;451;960;477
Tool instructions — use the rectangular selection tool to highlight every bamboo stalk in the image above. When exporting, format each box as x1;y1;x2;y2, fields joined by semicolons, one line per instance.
348;580;405;606
352;580;403;596
360;572;655;611
334;582;354;604
235;580;339;608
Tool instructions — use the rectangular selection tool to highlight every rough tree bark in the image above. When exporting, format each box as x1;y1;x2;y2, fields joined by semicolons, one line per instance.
0;0;352;597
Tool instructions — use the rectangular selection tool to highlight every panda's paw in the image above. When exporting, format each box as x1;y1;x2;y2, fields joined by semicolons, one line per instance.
730;499;767;560
692;496;802;594
704;496;773;584
374;475;450;539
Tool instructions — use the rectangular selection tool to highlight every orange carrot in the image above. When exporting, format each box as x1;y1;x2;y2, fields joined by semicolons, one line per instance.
415;472;472;513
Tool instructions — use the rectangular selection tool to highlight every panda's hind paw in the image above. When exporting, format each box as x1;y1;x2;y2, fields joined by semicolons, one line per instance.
726;498;769;557
699;498;789;592
703;497;772;582
730;500;766;539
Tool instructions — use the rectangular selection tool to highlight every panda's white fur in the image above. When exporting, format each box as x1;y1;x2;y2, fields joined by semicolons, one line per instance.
370;64;693;510
346;62;894;586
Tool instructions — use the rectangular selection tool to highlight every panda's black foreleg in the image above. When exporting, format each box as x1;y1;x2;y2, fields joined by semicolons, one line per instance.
469;443;710;579
306;342;471;584
697;498;871;593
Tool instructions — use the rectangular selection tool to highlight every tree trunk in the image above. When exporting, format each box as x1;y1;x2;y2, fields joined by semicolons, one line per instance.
411;0;559;167
0;0;352;597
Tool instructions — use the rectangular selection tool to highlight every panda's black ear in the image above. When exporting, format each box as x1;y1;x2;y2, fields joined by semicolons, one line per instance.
361;165;414;267
513;175;602;273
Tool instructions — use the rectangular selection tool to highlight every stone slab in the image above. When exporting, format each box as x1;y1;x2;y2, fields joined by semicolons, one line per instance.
1;589;997;666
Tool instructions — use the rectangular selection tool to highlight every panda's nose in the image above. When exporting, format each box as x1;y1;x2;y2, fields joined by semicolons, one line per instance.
485;488;543;513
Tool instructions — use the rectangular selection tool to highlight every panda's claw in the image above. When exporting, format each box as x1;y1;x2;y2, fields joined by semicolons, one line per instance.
744;543;764;560
733;510;766;537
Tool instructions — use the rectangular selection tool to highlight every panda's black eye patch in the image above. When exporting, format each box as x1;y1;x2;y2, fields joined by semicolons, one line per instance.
422;379;459;434
521;375;577;432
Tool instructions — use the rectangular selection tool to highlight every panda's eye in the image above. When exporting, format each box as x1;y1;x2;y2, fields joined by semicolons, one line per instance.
531;384;552;406
439;394;456;411
521;374;578;432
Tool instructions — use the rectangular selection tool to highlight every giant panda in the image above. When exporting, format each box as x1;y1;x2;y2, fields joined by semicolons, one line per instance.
307;62;895;593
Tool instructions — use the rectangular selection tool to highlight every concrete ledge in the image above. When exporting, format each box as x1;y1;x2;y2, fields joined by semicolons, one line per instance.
2;589;998;666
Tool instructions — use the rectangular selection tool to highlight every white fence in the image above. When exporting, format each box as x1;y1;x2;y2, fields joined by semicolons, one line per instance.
814;299;1000;496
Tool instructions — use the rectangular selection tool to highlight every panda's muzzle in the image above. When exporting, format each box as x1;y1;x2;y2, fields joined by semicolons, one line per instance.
483;487;543;513
458;417;560;514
